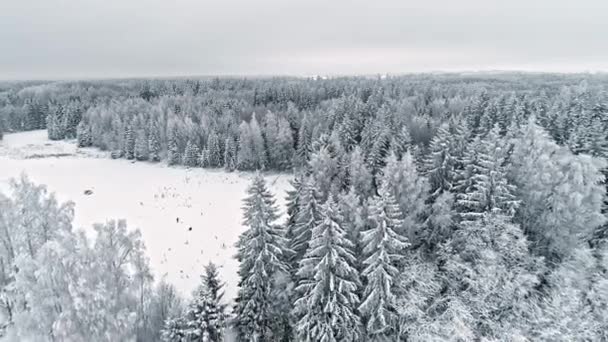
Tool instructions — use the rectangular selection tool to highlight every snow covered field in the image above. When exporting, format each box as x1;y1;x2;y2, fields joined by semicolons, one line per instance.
0;130;291;301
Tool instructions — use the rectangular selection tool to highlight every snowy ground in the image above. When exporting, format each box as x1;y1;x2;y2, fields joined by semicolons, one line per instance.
0;130;291;302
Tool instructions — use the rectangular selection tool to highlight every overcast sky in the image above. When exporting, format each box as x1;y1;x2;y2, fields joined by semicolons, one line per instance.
1;0;608;80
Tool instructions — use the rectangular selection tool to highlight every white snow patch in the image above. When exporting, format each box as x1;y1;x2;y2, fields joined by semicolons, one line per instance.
0;129;108;159
0;130;291;302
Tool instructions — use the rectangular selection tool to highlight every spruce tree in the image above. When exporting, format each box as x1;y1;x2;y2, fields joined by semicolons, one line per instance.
237;121;255;170
449;117;471;168
234;174;290;341
202;263;227;314
338;110;359;151
148;121;161;162
207;132;223;167
76;121;92;147
293;197;362;341
199;147;210;168
381;151;429;245
123;124;135;160
391;125;412;159
457;125;518;221
250;113;267;170
63;101;82;138
366;126;391;174
183;263;227;341
452;136;483;197
285;173;305;235
38;101;49;130
359;186;409;340
295;115;313;167
47;104;66;141
289;177;322;268
274;117;295;170
26;100;43;130
348;147;373;198
134;129;149;161
223;137;237;171
183;140;200;167
284;174;305;272
263;111;280;168
161;316;188;342
167;129;181;166
337;188;368;277
423;123;459;199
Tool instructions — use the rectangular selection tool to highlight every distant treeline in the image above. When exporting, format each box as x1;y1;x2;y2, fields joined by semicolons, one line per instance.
0;74;606;171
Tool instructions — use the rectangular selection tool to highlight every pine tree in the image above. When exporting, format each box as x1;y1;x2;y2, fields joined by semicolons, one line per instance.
359;187;409;340
523;246;599;340
510;117;607;260
438;214;540;340
234;174;290;341
293;197;362;341
183;140;200;167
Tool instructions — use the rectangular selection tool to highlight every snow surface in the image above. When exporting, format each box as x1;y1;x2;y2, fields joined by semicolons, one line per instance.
0;130;291;302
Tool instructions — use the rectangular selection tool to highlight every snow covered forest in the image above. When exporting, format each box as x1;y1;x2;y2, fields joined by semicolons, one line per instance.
1;73;608;341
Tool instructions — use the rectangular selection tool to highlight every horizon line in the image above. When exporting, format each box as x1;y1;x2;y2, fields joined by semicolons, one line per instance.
2;69;608;83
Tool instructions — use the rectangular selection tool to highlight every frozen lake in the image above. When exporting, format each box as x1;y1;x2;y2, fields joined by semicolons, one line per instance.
0;130;291;301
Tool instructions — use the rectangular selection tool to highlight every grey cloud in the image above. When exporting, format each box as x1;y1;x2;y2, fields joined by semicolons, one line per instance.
1;0;607;79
